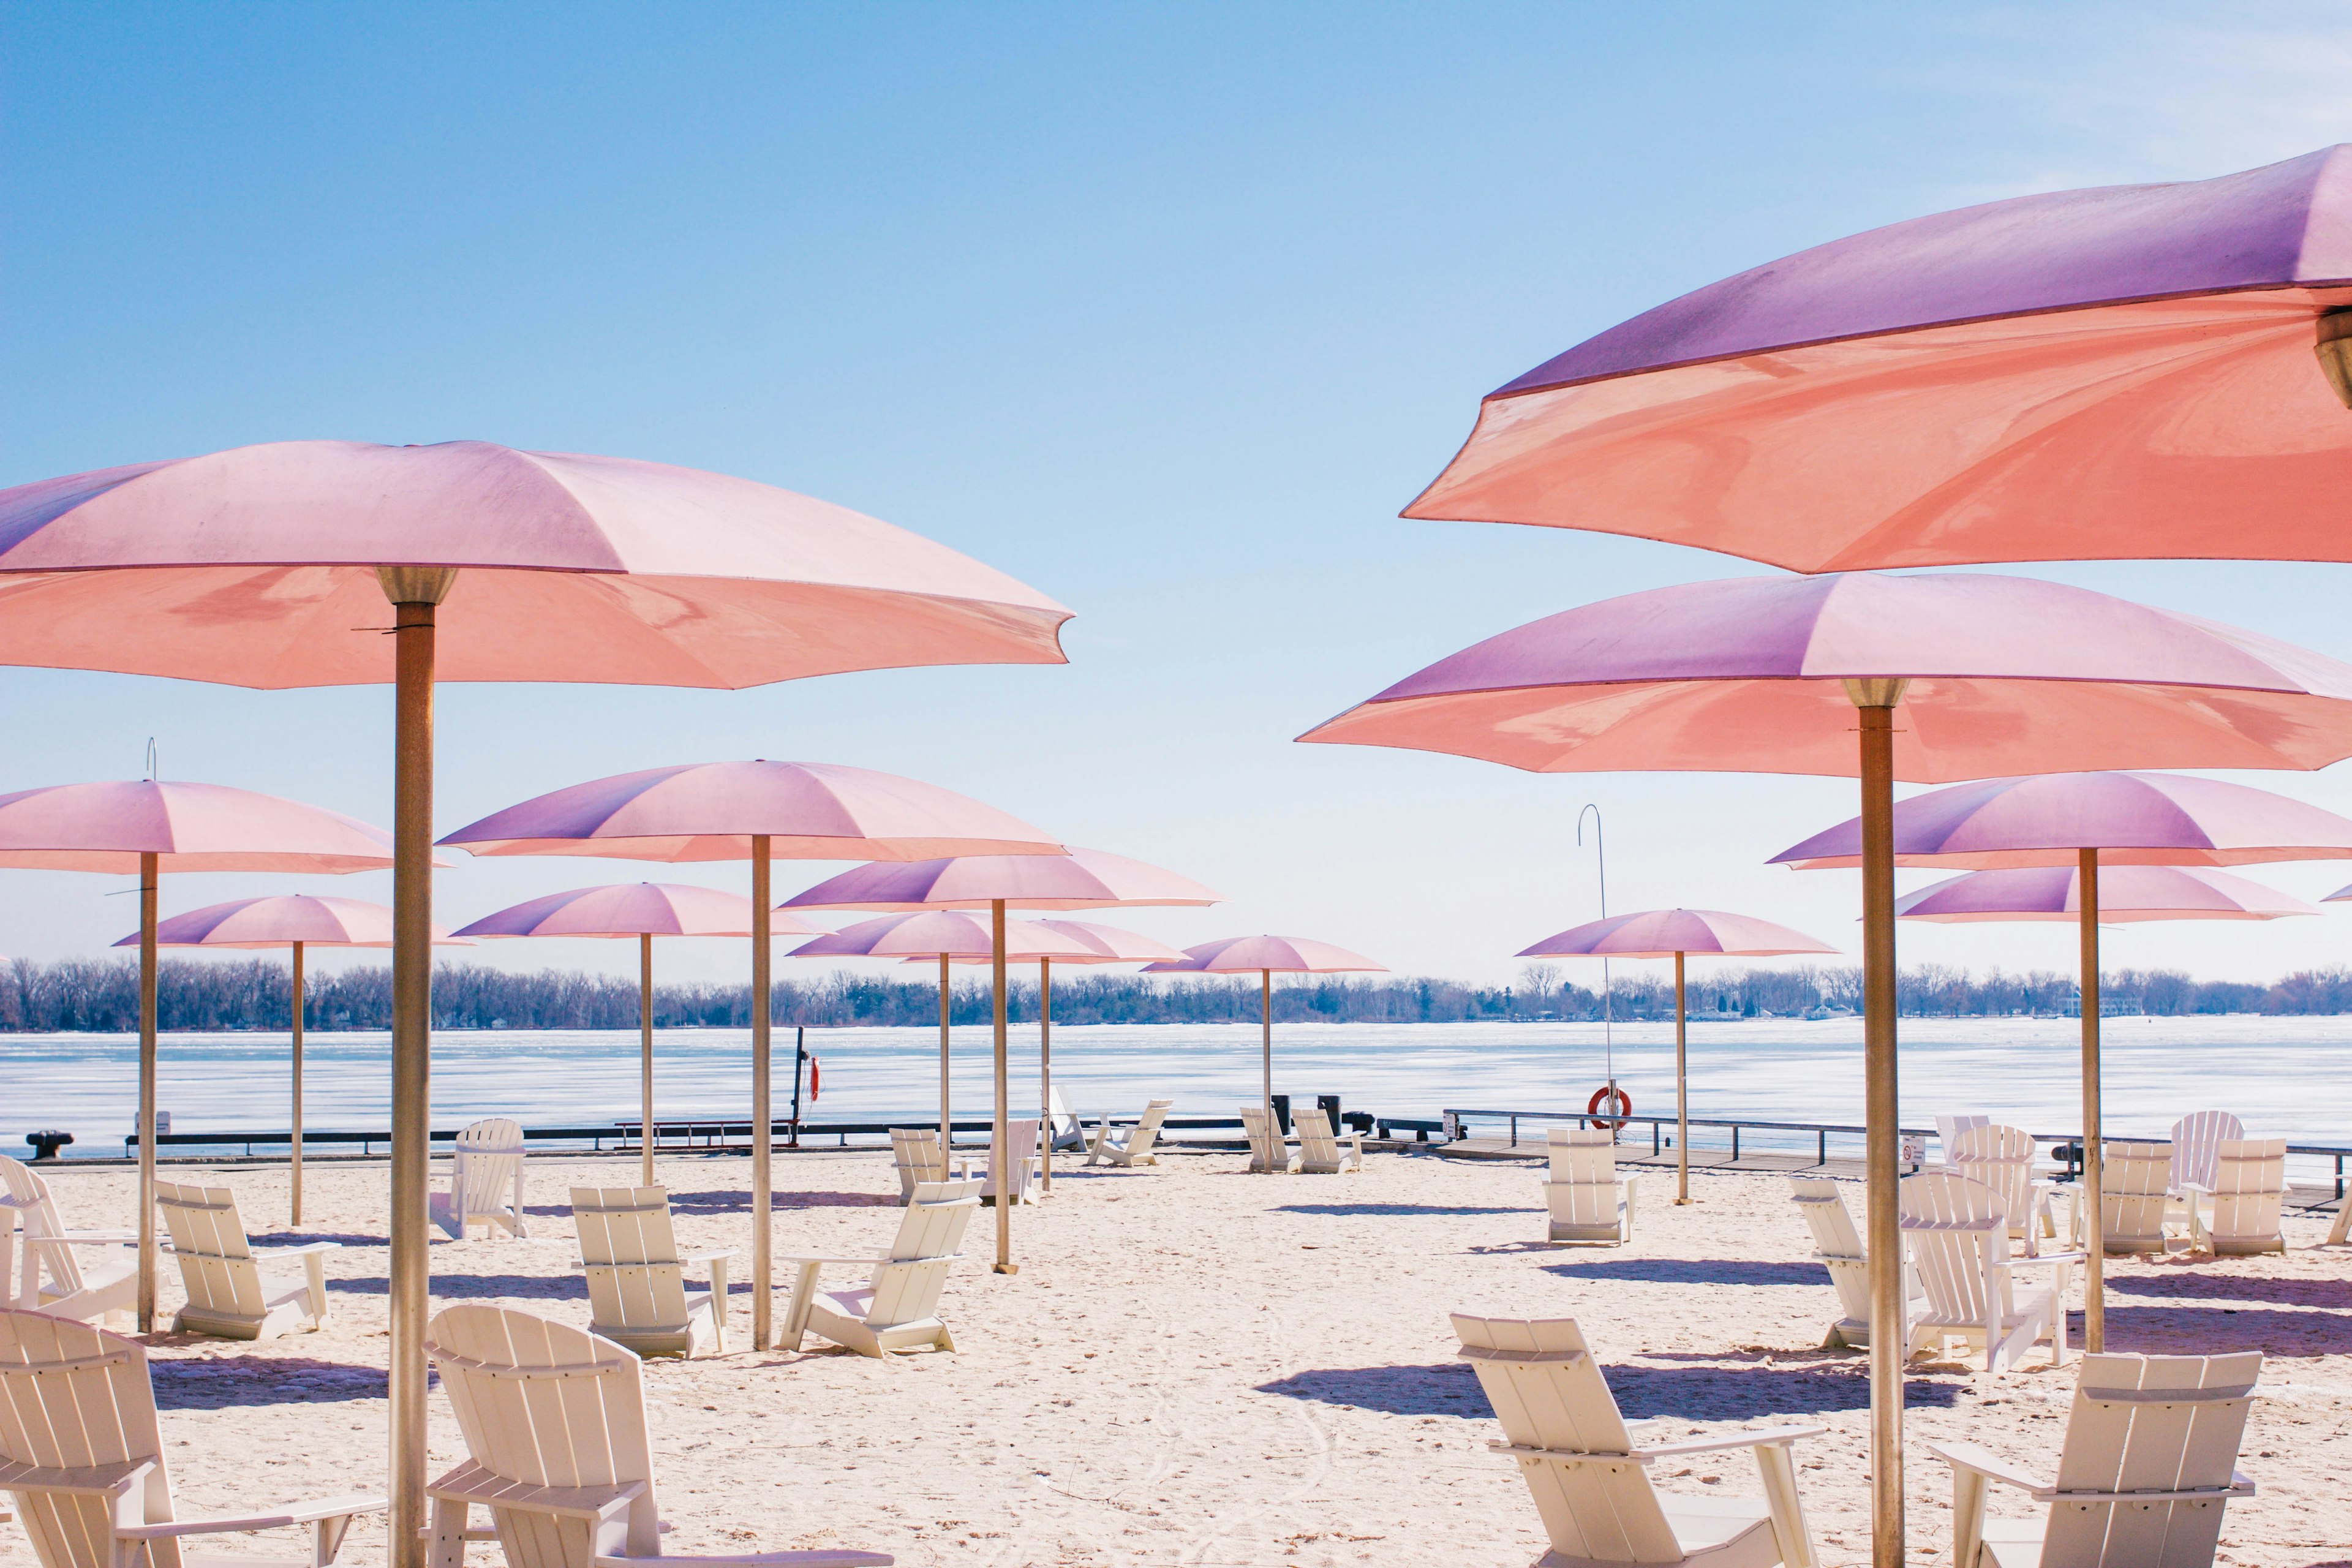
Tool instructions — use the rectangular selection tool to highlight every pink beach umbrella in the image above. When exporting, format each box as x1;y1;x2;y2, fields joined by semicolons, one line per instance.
1518;910;1836;1204
0;439;1069;1562
442;761;1063;1308
0;780;399;1327
1141;937;1385;1166
1773;769;2352;1349
785;847;1220;1194
1403;145;2352;573
116;895;469;1225
453;884;816;1186
788;911;1093;1226
1298;571;2352;1558
1896;864;2318;922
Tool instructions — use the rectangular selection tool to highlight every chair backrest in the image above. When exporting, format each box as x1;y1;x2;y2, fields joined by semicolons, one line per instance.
1546;1126;1617;1183
153;1179;265;1320
2205;1138;2287;1240
1899;1171;2012;1324
2168;1111;2245;1192
1452;1313;1678;1564
1048;1086;1083;1142
453;1118;525;1216
1128;1099;1174;1155
861;1180;980;1330
1790;1177;1864;1261
2101;1142;2174;1197
1294;1107;1341;1162
984;1118;1040;1197
426;1303;656;1563
571;1186;690;1333
0;1308;180;1568
2041;1352;2262;1567
1238;1106;1283;1168
0;1157;88;1295
1948;1123;2040;1227
891;1128;944;1182
1936;1114;1992;1155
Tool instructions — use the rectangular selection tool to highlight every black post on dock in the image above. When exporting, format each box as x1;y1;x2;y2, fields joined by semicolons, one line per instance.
790;1027;805;1147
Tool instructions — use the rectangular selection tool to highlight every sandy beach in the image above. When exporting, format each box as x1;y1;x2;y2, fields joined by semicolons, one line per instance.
6;1145;2346;1568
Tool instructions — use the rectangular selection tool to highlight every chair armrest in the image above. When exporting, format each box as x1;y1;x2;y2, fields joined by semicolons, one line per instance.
2006;1249;2085;1269
260;1241;342;1257
595;1552;892;1567
118;1494;389;1538
55;1229;139;1244
1637;1424;1825;1461
684;1248;738;1265
0;1458;151;1497
780;1256;883;1267
1925;1440;2049;1494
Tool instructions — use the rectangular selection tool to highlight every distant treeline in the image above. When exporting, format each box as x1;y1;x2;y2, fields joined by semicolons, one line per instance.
2;956;2350;1032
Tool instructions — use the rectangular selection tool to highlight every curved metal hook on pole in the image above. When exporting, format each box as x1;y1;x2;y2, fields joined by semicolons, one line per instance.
1576;804;1611;1087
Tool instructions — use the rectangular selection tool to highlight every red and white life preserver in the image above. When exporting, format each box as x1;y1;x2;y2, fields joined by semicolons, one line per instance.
1586;1084;1632;1130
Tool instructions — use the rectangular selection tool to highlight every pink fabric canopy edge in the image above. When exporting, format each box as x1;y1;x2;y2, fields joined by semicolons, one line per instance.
1896;864;2319;922
0;780;401;873
1297;573;2352;783
786;910;1095;961
1141;935;1385;974
440;761;1066;864
118;894;467;948
0;440;1072;688
914;919;1187;966
1517;908;1836;960
1773;770;2352;869
781;846;1220;911
454;882;815;939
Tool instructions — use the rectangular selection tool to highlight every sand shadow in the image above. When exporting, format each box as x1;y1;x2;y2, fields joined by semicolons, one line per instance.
254;1231;388;1248
151;1354;386;1410
1542;1259;1831;1287
2105;1270;2352;1308
1257;1362;1492;1417
1275;1203;1536;1217
2087;1303;2352;1355
662;1188;894;1214
1600;1362;1964;1418
334;1273;589;1300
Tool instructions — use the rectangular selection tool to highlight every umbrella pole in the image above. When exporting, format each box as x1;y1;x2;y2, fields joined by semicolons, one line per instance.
382;565;451;1568
1675;950;1689;1205
1261;969;1273;1172
939;953;951;1159
2080;849;2105;1352
291;940;304;1227
1850;681;1906;1568
752;835;772;1348
640;932;655;1188
992;899;1014;1272
1039;957;1054;1194
137;851;157;1332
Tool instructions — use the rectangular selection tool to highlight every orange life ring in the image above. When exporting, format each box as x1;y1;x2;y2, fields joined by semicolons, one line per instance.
1586;1084;1631;1131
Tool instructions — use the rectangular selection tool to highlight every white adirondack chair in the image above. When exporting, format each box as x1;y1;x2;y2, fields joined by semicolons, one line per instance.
1047;1086;1087;1152
0;1308;386;1568
432;1117;529;1239
956;1117;1039;1205
1936;1114;1992;1161
153;1179;338;1341
1787;1177;1923;1351
1540;1127;1637;1245
424;1303;888;1568
0;1156;134;1324
2180;1138;2288;1256
1901;1172;2079;1374
1455;1313;1823;1568
1293;1107;1365;1174
1928;1351;2260;1568
2098;1141;2185;1254
1948;1125;2061;1254
1238;1106;1297;1174
888;1129;946;1202
2166;1112;2244;1200
780;1178;979;1358
570;1186;734;1359
1084;1099;1173;1168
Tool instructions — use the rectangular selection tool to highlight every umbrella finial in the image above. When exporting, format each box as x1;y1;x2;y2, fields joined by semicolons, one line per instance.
2316;310;2352;409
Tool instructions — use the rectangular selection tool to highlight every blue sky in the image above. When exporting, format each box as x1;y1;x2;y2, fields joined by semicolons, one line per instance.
9;2;2352;988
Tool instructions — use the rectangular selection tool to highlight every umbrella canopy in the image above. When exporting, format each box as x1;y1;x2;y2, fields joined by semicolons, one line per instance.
1773;771;2352;869
1403;145;2352;570
781;845;1219;911
789;910;1093;962
123;894;460;948
0;780;399;872
0;440;1071;683
440;761;1063;862
453;881;805;938
1142;935;1385;975
914;919;1187;964
1517;908;1836;959
1896;864;2318;922
1296;572;2352;782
